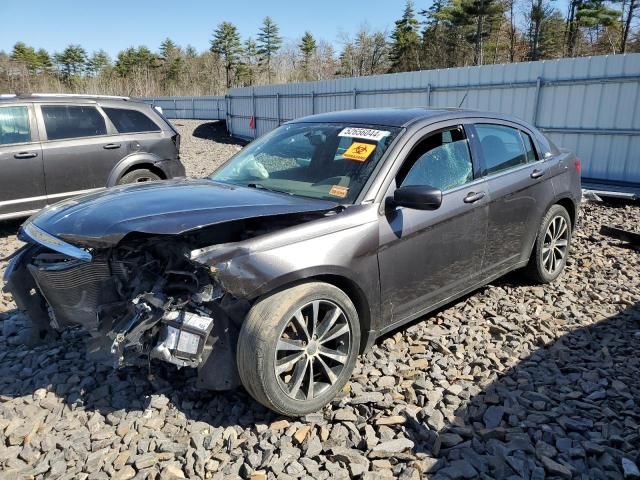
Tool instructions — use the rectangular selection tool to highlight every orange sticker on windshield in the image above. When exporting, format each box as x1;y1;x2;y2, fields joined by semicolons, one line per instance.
343;142;375;162
329;185;349;198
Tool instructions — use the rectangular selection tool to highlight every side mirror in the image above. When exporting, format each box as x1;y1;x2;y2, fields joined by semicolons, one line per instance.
391;185;442;210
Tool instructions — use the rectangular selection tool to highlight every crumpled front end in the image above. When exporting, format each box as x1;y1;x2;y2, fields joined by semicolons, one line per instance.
4;230;249;391
3;206;336;390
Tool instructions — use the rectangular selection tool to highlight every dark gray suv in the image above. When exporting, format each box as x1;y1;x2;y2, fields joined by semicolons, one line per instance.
4;108;581;416
0;94;185;220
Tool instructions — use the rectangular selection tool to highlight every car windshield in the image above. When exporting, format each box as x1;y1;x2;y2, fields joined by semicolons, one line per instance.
210;122;401;203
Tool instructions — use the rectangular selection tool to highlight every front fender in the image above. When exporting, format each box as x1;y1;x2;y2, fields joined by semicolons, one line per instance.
106;152;164;187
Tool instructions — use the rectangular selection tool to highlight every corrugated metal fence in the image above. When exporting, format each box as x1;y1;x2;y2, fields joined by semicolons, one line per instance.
144;54;640;188
139;95;226;120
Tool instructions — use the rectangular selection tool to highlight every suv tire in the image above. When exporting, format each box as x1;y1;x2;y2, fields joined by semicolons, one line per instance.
117;169;162;184
237;282;360;416
524;204;572;284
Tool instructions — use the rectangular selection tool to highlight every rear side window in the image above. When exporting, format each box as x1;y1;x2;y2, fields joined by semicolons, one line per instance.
521;131;538;162
41;105;107;140
0;106;31;145
103;107;160;133
475;124;527;175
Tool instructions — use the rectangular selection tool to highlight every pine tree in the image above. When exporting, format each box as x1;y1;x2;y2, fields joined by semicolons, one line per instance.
389;1;422;72
299;31;317;80
55;44;87;78
86;50;110;76
210;22;242;88
257;17;282;83
239;38;259;85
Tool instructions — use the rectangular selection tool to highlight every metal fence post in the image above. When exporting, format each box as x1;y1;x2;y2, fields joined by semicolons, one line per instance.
276;93;281;126
353;88;357;109
173;99;177;117
192;97;195;119
311;91;315;114
426;84;432;107
252;88;257;138
226;95;232;136
532;77;542;127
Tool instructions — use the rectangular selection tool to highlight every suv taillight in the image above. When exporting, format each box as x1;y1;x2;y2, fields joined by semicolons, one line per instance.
574;159;581;173
172;133;181;152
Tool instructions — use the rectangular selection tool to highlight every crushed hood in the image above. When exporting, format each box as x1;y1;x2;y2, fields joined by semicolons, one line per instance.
25;179;338;248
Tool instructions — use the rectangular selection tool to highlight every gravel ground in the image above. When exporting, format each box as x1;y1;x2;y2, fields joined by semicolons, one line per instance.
0;120;639;480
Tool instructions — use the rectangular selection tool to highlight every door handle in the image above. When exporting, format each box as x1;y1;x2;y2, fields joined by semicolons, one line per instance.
103;143;121;149
530;169;545;179
14;151;38;159
463;191;485;203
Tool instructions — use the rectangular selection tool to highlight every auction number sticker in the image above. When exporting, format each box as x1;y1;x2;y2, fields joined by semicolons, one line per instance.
343;142;376;162
329;185;349;198
338;127;390;142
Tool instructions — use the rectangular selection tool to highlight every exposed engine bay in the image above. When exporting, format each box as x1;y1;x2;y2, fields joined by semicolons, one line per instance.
6;212;331;390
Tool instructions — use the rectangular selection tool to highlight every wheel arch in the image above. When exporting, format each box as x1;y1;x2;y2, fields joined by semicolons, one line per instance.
248;269;375;354
106;153;167;186
554;196;577;228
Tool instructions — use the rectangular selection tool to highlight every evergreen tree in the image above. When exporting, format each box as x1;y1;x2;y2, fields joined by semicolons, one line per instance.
115;46;157;76
257;16;282;82
389;1;422;72
239;38;259;85
299;31;317;80
159;38;183;84
461;0;505;65
11;42;39;72
54;44;87;78
86;50;110;76
210;21;242;88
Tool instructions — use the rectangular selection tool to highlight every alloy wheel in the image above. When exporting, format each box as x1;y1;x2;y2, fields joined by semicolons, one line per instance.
274;300;351;401
542;215;569;275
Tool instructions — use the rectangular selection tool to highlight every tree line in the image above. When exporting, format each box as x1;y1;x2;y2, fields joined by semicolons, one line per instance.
1;0;638;97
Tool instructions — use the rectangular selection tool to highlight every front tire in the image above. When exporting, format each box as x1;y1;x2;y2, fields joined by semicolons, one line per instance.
237;282;360;416
524;204;572;283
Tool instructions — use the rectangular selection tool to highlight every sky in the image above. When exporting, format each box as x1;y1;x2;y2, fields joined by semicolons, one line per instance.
0;0;405;57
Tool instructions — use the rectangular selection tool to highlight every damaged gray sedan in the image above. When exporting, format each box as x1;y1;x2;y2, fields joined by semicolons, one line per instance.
3;108;581;415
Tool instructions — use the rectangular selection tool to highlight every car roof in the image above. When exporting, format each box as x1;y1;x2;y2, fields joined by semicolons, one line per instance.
0;94;146;107
293;107;529;129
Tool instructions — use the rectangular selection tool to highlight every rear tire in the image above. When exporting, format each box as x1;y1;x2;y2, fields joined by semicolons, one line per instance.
117;169;162;185
524;204;572;284
237;282;360;416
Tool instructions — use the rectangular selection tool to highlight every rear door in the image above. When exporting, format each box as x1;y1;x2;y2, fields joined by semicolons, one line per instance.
378;123;489;326
470;121;555;275
0;104;45;218
36;104;122;202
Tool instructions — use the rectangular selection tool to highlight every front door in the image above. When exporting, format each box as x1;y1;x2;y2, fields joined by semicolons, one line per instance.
0;104;46;218
36;104;122;203
378;124;489;328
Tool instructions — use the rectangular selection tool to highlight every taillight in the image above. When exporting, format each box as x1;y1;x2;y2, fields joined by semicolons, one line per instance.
172;133;181;152
574;159;581;173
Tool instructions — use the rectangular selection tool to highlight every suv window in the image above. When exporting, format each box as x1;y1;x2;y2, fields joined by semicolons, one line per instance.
476;124;527;175
41;105;107;140
103;107;160;133
397;126;473;191
521;131;538;162
0;106;31;145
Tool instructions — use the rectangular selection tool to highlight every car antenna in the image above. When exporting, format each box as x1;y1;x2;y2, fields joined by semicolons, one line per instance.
458;92;468;108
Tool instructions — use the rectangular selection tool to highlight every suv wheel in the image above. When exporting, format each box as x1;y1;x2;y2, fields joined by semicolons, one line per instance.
524;204;572;283
117;169;161;185
237;282;360;416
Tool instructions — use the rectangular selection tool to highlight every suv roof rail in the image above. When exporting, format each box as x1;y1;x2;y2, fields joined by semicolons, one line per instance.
27;93;130;100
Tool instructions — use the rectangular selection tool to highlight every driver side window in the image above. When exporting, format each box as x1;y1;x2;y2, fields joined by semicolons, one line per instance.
397;126;473;191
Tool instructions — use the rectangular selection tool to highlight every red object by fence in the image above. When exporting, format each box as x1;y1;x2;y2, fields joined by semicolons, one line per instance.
249;116;255;129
